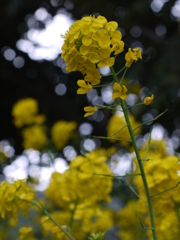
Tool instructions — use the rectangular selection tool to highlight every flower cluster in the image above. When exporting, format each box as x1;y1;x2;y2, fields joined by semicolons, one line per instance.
61;15;124;88
117;139;180;240
44;148;114;238
12;98;48;150
0;179;35;226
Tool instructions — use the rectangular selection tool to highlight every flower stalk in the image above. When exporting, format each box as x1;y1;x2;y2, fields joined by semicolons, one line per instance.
110;67;158;240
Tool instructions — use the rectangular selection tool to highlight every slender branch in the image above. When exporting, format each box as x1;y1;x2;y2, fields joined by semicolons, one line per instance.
119;67;128;85
116;65;127;77
94;173;141;178
139;216;153;230
93;84;113;88
92;135;131;142
151;181;180;198
142;125;154;164
133;109;168;132
126;182;148;206
126;102;144;109
108;124;128;137
96;104;123;111
31;200;76;240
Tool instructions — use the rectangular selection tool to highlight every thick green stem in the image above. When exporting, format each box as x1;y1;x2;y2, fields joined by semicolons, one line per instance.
110;67;157;240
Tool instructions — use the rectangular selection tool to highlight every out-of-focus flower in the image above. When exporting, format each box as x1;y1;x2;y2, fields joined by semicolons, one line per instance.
51;120;77;150
11;98;45;128
0;180;35;225
107;114;141;145
22;126;48;150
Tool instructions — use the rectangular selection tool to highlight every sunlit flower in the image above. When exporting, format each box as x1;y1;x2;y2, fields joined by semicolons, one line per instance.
84;106;98;117
125;47;142;67
77;80;92;94
112;82;128;100
144;94;154;105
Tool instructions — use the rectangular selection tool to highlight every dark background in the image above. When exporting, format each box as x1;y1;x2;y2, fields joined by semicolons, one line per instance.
0;0;180;154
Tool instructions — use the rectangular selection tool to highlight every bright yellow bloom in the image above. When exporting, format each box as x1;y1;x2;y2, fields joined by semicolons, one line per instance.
22;126;48;150
77;80;92;94
112;82;128;100
144;94;154;105
0;180;35;224
51;120;77;150
61;15;124;87
12;98;45;128
84;106;98;117
125;47;142;67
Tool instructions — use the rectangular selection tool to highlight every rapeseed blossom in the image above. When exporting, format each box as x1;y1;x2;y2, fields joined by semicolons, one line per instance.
11;98;45;128
125;47;142;67
144;94;154;105
112;82;128;100
0;180;35;226
77;80;92;94
19;227;35;240
51;120;77;150
61;15;124;89
22;126;48;150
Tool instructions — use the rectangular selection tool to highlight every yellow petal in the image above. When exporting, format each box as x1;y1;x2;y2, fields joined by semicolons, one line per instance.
88;52;100;63
106;21;118;31
113;82;122;91
80;45;89;55
77;88;88;94
107;57;115;67
82;36;92;46
77;80;87;88
112;92;120;99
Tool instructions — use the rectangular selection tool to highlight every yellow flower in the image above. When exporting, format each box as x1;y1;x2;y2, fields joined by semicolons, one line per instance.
125;47;142;67
22;126;48;150
84;106;98;117
51;121;77;150
12;98;45;128
144;94;154;105
112;82;128;100
77;80;92;94
61;15;124;86
19;227;33;240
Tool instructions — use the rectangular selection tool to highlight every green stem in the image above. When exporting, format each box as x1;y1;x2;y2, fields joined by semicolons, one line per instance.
94;173;141;178
68;200;78;232
151;181;180;198
110;67;157;240
119;67;128;85
31;200;75;240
